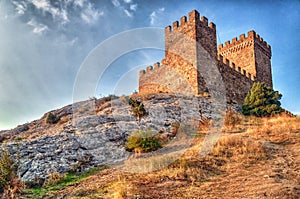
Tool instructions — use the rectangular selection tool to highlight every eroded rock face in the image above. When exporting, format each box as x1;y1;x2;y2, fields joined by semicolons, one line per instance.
1;94;227;184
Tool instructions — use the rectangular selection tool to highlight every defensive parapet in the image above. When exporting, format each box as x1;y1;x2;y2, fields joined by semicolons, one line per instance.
164;10;217;61
161;10;218;95
165;10;216;33
218;30;271;58
217;55;256;81
139;62;162;77
138;9;273;104
217;30;272;88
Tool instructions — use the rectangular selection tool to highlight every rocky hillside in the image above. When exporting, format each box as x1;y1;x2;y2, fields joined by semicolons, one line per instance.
0;94;225;185
23;112;300;199
2;94;299;199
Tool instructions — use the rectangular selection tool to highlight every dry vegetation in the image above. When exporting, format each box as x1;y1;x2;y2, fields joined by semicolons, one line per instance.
21;114;300;198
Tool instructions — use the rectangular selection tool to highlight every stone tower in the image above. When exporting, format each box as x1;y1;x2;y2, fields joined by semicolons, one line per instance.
138;9;273;104
218;30;272;87
161;10;217;94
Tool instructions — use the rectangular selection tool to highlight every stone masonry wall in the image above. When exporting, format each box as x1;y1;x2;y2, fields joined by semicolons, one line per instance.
218;30;272;88
218;31;256;78
254;38;272;87
140;10;216;95
139;62;196;95
162;10;202;94
139;9;272;105
217;55;254;104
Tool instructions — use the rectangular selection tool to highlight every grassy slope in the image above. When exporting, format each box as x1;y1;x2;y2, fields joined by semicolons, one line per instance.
22;115;300;199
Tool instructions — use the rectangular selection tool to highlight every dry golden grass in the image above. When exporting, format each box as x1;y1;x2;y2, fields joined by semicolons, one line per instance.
211;135;267;163
247;115;300;143
43;171;66;187
24;115;300;199
57;115;70;124
105;175;137;199
223;108;243;129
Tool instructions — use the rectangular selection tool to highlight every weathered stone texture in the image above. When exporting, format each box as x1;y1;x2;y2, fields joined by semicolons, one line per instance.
218;32;256;77
217;60;253;104
139;10;273;104
254;39;272;87
1;94;221;183
139;63;196;95
218;30;272;88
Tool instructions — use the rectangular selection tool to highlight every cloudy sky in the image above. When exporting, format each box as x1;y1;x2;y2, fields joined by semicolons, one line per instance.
0;0;299;130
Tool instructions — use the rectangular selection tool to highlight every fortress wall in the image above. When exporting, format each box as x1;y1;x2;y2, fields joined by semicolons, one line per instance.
139;62;170;94
217;55;254;104
254;41;272;87
139;56;255;104
218;31;256;77
162;10;216;95
139;62;196;95
195;15;217;60
138;10;272;105
218;30;272;88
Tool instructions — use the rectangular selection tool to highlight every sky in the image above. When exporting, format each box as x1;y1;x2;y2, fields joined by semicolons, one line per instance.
0;0;299;130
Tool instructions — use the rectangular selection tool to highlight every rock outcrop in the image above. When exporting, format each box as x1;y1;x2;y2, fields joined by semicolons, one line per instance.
0;94;227;184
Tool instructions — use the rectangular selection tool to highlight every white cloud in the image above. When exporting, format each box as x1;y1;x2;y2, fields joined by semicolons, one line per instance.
124;0;132;3
150;11;156;25
112;0;120;7
33;25;49;34
31;0;49;10
12;1;27;15
31;0;69;24
60;9;69;23
158;7;165;12
74;0;86;8
130;4;137;11
124;9;132;18
70;37;78;46
149;7;165;25
81;3;104;24
27;19;49;35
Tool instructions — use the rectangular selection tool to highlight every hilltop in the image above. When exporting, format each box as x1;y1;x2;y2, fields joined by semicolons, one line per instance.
0;94;299;198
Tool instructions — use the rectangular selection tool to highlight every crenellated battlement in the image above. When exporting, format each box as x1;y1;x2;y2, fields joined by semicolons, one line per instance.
139;62;162;77
217;29;272;87
139;9;272;104
165;10;216;33
218;30;271;57
217;55;256;81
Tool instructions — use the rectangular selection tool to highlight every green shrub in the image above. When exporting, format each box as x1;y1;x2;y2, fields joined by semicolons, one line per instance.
0;148;24;198
103;94;118;102
0;149;15;192
125;130;162;153
128;98;147;128
46;112;60;124
242;82;283;117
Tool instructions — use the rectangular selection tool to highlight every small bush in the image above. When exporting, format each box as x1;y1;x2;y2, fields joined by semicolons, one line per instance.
43;171;66;187
125;130;162;153
171;122;180;129
58;115;69;124
224;109;242;128
169;122;180;136
0;148;24;198
103;94;118;102
46;112;60;124
128;98;147;127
